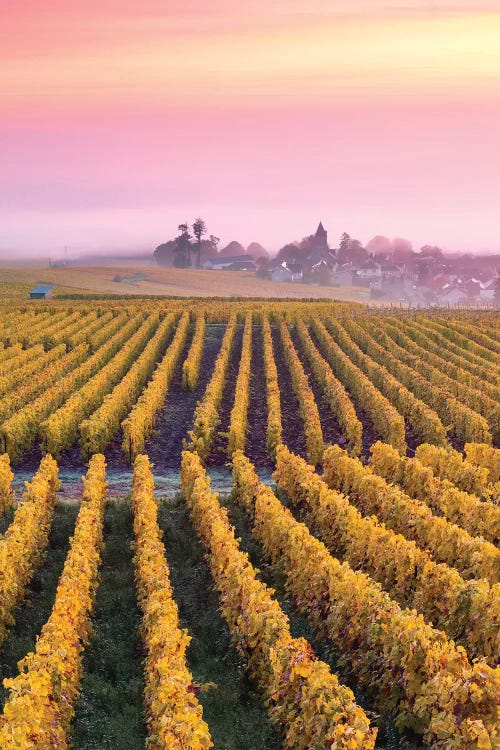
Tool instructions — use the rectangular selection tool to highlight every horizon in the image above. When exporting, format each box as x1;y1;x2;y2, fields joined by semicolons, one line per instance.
2;1;500;259
3;237;500;270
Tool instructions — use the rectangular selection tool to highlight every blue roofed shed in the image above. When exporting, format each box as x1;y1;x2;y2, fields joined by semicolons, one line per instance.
29;285;54;299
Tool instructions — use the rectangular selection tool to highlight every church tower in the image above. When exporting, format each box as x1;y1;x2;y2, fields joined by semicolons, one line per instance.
314;221;328;251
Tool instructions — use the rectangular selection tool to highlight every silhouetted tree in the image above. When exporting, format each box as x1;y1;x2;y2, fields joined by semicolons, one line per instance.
337;233;367;265
154;239;178;267
247;242;269;260
392;238;414;261
192;218;207;268
419;245;443;259
219;240;246;257
175;223;192;267
196;235;219;265
275;243;301;264
298;235;317;255
154;220;213;267
173;250;190;268
338;233;351;257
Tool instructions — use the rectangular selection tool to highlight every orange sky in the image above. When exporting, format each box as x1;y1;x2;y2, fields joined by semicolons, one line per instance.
1;1;500;257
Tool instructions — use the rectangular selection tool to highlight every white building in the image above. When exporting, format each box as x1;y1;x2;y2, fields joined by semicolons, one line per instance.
270;262;303;282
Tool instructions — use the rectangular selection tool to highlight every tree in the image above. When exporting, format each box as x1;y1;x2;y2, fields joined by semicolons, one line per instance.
219;240;245;258
392;238;413;261
298;235;317;256
192;218;207;268
175;223;192;267
154;239;178;267
346;239;367;266
255;256;270;279
366;235;392;257
338;232;351;258
337;233;367;266
311;263;333;286
173;249;191;268
154;219;213;267
247;242;269;260
419;244;443;259
197;235;220;265
275;243;301;264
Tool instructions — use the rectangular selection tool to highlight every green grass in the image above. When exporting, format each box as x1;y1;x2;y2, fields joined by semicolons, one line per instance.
157;493;281;750
70;497;146;750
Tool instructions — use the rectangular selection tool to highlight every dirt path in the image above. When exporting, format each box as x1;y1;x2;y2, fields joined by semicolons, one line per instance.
307;326;381;459
206;324;244;467
289;327;347;449
102;324;195;472
158;496;281;750
405;424;421;457
270;324;307;459
246;325;273;468
143;323;225;471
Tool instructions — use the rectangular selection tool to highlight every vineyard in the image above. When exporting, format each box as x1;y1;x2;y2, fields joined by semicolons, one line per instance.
0;298;498;750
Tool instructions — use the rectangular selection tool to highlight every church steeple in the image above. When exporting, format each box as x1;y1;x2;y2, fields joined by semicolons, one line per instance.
313;221;328;252
316;221;327;238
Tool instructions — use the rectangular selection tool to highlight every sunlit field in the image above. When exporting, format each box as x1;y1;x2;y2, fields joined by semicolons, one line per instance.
0;266;371;302
0;297;498;749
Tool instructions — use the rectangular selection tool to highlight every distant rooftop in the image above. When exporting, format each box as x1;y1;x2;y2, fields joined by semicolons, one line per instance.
209;255;253;263
30;285;54;294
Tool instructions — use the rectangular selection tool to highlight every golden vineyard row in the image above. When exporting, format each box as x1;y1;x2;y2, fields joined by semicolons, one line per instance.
0;303;497;469
231;450;500;750
0;436;498;747
182;450;376;749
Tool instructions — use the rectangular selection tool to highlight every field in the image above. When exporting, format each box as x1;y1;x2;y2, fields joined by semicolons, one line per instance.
0;265;371;302
0;297;498;750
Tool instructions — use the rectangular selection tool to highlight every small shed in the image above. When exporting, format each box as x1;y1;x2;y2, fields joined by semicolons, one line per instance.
29;285;54;299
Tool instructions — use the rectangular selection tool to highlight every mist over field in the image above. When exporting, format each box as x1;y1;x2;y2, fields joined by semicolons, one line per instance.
2;2;500;259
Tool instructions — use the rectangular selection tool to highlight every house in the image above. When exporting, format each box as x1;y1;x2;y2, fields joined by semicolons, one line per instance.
203;255;254;270
371;274;405;301
312;256;337;273
270;262;303;283
270;265;293;282
479;278;497;302
29;285;53;299
463;279;481;300
225;260;256;271
356;260;381;279
285;263;303;282
332;267;354;287
352;260;381;287
380;262;402;280
439;286;468;305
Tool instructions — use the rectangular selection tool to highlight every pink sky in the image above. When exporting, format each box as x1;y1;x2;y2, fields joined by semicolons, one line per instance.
1;1;500;260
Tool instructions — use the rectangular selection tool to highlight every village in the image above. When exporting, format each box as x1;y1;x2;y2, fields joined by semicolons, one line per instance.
196;222;499;306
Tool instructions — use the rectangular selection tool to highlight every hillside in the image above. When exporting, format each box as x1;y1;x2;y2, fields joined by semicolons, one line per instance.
0;265;370;301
